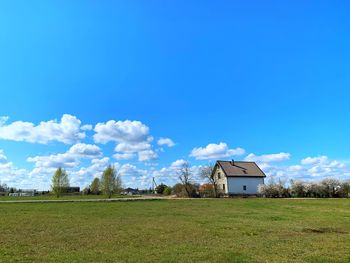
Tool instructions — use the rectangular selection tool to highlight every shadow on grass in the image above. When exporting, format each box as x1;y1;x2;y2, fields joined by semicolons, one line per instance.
302;227;347;234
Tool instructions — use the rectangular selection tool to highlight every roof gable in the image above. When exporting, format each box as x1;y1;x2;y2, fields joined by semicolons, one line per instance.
216;160;266;177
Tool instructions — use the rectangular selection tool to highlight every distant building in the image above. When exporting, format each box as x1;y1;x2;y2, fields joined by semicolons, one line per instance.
212;160;266;195
64;187;80;193
9;189;37;197
121;188;139;195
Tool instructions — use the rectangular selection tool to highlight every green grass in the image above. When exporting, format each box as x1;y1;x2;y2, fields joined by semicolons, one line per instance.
1;199;350;262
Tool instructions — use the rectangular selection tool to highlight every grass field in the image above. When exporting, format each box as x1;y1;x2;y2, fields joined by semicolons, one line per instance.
1;199;350;263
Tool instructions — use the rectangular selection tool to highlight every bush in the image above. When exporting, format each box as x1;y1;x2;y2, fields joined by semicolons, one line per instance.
260;178;350;198
172;183;199;197
258;180;290;198
163;187;172;195
339;181;350;198
199;184;215;198
82;187;91;195
305;183;322;198
155;184;168;194
290;180;306;197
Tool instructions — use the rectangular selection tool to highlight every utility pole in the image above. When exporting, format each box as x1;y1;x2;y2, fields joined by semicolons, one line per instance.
152;177;158;194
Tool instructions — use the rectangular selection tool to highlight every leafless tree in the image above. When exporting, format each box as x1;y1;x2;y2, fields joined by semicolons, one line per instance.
178;162;193;197
200;163;218;197
320;178;341;197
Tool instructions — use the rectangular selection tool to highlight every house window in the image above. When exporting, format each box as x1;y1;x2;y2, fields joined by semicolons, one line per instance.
243;185;247;191
218;172;221;179
223;184;225;191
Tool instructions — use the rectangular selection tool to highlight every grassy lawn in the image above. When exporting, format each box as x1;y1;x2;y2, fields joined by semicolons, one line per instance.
1;199;350;263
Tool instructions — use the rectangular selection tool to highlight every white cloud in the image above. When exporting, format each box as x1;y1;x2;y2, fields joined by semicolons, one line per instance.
68;143;102;157
94;120;159;162
138;150;158;162
329;160;345;168
119;163;142;176
170;159;187;168
0;116;9;126
114;141;158;162
157;137;175;147
115;142;151;153
27;153;78;168
288;165;303;172
0;150;8;164
0;114;86;144
27;143;102;169
144;162;159;167
261;155;349;183
245;152;291;163
0;150;35;189
113;153;135;160
69;157;110;186
91;157;110;166
94;120;150;144
81;124;93;131
301;156;328;165
190;142;245;160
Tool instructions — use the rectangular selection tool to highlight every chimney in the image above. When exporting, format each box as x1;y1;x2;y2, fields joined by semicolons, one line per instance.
231;159;235;166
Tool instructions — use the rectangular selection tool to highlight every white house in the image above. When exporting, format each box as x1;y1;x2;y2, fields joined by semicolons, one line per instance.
213;160;266;195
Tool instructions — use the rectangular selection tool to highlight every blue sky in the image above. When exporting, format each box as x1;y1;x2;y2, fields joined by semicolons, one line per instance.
1;1;350;190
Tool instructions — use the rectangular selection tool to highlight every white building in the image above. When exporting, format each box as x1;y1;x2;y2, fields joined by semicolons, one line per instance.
213;160;266;195
9;189;37;197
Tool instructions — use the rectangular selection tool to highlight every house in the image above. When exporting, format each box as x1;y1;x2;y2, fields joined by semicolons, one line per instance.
212;160;266;195
121;188;139;195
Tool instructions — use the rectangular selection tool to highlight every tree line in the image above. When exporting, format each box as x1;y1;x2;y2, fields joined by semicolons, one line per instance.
52;165;122;198
258;178;350;198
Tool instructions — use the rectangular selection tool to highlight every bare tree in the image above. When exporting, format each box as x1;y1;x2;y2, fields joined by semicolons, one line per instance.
178;162;193;197
200;163;218;197
320;178;341;197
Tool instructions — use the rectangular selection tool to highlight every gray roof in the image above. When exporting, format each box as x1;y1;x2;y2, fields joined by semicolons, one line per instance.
216;160;266;177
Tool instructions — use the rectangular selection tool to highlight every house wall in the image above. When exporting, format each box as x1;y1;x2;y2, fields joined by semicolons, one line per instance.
213;165;228;194
227;177;264;194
